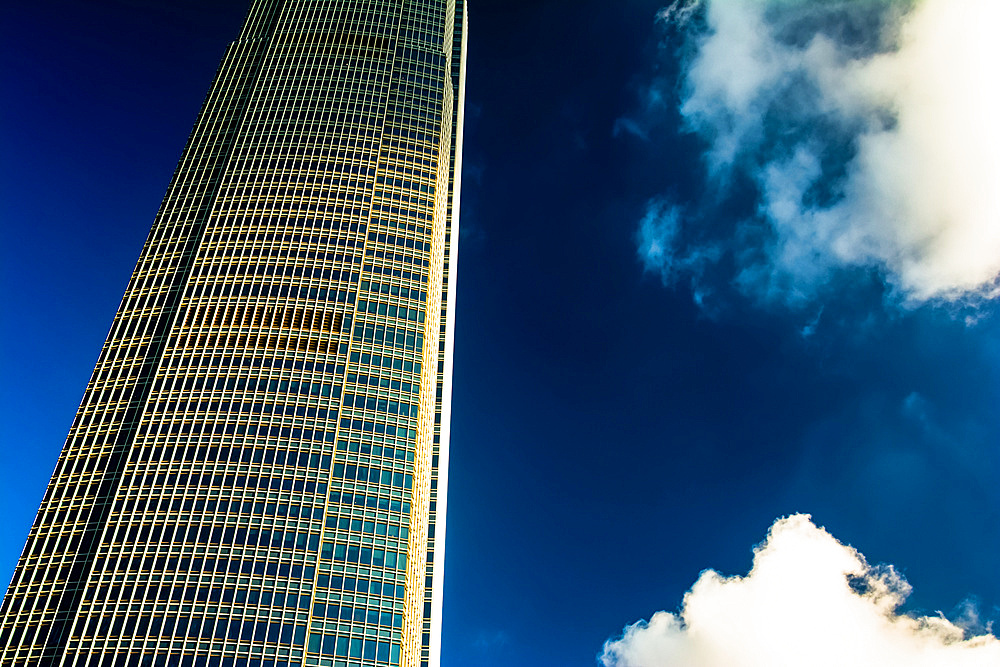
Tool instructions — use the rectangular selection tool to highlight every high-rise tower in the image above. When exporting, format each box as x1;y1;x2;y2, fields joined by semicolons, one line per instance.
0;1;466;666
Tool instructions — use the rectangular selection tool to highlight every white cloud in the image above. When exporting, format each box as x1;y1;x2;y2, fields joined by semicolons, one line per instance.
646;0;1000;309
600;514;1000;667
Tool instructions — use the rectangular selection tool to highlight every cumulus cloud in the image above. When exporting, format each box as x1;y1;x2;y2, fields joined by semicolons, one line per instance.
641;0;1000;309
600;514;1000;667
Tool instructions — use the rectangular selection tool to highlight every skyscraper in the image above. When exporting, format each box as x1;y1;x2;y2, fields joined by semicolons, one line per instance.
0;1;466;665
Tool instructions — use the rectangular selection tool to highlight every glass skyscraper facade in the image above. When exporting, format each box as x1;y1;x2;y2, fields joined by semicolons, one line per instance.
0;1;466;666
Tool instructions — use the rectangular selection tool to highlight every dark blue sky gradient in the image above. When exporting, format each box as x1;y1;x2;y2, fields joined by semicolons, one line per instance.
3;2;999;666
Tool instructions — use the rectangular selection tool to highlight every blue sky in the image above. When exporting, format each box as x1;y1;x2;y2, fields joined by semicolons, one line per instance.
3;1;999;665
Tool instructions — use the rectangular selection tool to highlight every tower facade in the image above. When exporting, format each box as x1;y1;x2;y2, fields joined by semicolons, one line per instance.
0;1;466;666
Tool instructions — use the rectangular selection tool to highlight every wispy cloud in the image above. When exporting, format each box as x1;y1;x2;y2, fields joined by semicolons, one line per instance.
600;514;1000;667
639;0;1000;313
638;199;724;310
471;629;510;653
613;117;650;141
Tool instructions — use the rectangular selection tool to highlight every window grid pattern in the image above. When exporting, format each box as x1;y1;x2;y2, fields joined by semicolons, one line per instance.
0;2;464;667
